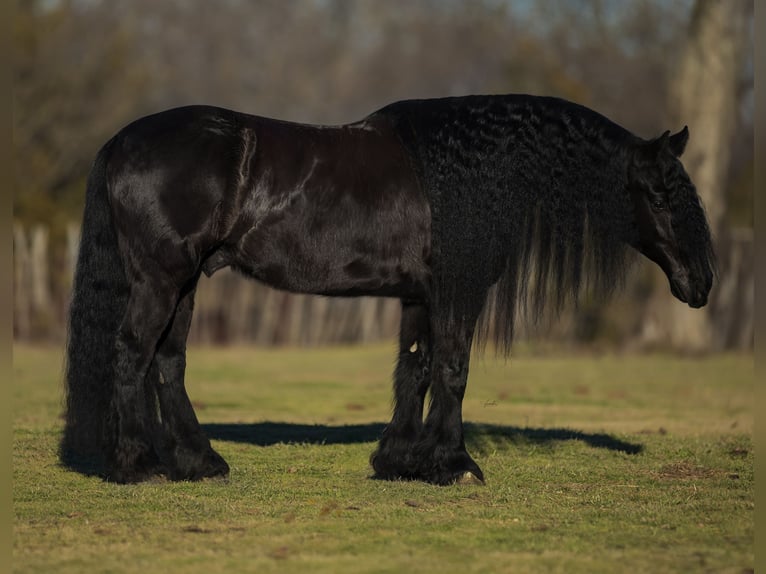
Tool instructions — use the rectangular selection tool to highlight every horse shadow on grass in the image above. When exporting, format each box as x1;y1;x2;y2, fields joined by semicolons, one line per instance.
60;422;642;478
202;422;643;455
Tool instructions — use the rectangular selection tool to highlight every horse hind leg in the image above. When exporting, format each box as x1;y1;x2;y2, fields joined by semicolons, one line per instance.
153;279;229;481
107;265;181;483
371;302;432;480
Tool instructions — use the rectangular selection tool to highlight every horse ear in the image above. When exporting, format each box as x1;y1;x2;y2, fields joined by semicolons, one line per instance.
668;126;689;157
636;131;670;164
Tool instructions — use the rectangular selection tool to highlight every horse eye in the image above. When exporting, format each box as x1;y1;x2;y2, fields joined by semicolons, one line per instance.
651;199;665;212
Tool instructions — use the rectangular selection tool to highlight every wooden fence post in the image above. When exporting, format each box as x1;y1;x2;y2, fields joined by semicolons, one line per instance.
13;225;31;340
30;226;51;319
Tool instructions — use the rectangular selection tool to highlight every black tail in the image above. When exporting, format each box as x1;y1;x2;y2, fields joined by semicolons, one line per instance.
61;140;129;473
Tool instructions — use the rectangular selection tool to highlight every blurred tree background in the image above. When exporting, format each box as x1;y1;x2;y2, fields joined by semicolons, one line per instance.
12;0;753;351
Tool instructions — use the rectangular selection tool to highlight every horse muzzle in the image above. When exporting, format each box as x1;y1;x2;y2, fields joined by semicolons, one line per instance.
669;272;709;309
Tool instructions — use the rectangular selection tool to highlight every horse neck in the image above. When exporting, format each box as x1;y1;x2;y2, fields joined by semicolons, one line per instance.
504;118;636;293
516;126;632;226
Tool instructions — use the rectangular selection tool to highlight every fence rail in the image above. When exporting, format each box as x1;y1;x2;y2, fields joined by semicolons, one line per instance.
13;223;753;349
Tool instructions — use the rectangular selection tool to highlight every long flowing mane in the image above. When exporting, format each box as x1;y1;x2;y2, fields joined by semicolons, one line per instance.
376;95;640;353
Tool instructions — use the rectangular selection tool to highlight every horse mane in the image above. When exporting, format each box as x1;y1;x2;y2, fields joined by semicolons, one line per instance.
377;95;641;354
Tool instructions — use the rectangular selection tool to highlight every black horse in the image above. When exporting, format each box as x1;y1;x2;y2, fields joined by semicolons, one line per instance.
61;95;715;485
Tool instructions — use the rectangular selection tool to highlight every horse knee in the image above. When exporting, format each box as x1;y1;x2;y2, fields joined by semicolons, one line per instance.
432;347;469;395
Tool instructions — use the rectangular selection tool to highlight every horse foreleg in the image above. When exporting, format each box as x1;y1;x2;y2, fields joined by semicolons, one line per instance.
154;282;230;481
415;311;484;485
108;269;179;484
371;302;432;480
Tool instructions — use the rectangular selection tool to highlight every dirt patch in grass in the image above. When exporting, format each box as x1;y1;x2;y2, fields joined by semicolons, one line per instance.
653;462;722;480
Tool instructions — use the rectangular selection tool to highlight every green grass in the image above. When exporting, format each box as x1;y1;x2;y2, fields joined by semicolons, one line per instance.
13;343;753;573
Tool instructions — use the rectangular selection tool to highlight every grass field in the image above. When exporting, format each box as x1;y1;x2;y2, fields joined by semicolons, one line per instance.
13;343;753;573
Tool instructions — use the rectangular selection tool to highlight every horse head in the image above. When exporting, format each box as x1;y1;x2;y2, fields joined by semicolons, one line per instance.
628;127;715;308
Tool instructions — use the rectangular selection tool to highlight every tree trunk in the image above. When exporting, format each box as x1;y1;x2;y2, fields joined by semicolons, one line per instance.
640;0;750;352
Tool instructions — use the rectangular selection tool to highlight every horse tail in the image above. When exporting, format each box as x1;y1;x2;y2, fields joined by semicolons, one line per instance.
61;138;128;471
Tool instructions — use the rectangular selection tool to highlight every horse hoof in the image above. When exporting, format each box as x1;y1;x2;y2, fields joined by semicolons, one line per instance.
455;471;485;486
